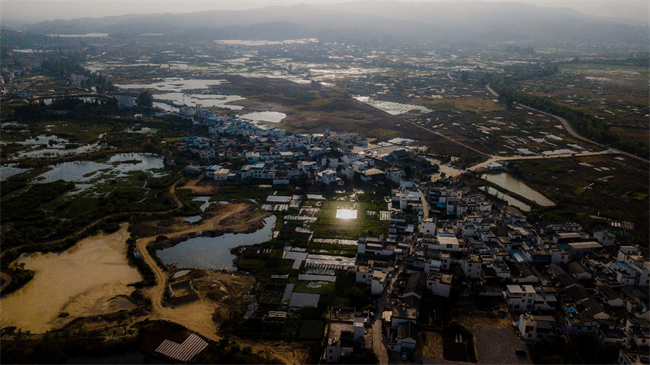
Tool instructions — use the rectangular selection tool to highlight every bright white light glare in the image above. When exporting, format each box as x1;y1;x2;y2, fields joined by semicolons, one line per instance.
336;209;357;220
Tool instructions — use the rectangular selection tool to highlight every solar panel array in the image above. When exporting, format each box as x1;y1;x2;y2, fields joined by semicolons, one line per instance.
155;333;208;362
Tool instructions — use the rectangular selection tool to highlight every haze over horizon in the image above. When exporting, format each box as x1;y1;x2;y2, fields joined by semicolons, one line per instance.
3;0;648;25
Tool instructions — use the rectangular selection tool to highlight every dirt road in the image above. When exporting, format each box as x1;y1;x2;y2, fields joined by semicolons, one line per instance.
135;203;305;364
407;121;492;157
0;272;12;292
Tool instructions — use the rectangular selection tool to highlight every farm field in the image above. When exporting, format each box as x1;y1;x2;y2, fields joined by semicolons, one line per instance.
508;154;649;247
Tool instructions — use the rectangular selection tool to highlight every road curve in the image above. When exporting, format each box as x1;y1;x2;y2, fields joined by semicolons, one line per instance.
486;84;649;164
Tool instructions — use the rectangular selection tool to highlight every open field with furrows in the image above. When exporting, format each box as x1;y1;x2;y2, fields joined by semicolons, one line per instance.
219;74;487;159
414;97;507;113
512;63;649;153
218;75;442;140
408;102;594;161
220;75;398;134
507;154;649;247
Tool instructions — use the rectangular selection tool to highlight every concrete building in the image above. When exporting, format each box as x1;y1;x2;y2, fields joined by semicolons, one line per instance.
504;284;536;312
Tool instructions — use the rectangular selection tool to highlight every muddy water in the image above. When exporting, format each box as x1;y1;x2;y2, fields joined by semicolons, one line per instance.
158;215;277;270
481;173;555;207
0;225;142;333
479;186;531;212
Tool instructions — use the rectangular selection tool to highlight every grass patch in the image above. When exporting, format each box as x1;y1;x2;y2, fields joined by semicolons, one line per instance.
297;320;325;341
312;200;389;240
418;331;444;358
292;280;336;295
443;322;478;363
235;252;296;279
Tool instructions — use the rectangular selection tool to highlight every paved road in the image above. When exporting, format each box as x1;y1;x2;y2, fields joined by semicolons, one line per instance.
418;185;430;219
372;273;396;365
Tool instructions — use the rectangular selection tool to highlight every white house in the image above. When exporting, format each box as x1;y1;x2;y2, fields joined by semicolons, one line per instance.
461;255;483;279
426;272;452;297
504;284;536;312
421;218;437;238
386;166;405;184
487;162;503;171
317;169;342;186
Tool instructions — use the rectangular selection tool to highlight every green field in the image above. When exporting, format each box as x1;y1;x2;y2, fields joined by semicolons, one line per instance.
312;199;389;240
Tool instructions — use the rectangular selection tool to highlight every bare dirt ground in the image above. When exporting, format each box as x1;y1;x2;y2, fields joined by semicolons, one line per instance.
473;328;532;364
417;331;444;358
176;270;256;322
134;203;309;364
455;311;514;329
130;200;265;239
178;175;221;196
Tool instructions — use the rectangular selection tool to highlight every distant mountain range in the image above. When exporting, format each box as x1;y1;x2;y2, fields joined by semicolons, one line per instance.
10;2;650;49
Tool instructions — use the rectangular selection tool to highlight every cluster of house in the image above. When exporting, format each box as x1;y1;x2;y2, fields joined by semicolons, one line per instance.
179;115;436;186
175;113;647;363
326;181;649;362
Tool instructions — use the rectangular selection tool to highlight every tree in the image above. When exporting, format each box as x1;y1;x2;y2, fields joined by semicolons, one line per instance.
136;90;154;108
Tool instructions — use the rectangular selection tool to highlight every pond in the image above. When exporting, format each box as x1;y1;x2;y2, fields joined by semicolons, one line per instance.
0;163;30;181
153;102;180;112
16;134;68;145
479;186;531;212
154;93;244;110
157;215;277;271
15;142;102;159
481;173;555;207
184;196;213;222
115;78;226;91
240;111;286;123
35;153;166;183
0;225;142;333
108;153;165;173
354;96;431;115
37;160;109;183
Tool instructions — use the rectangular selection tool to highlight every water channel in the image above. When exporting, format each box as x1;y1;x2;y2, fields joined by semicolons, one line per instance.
481;172;555;207
479;186;531;212
157;215;277;271
184;196;214;222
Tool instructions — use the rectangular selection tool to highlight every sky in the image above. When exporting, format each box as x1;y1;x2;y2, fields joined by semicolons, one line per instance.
2;0;648;25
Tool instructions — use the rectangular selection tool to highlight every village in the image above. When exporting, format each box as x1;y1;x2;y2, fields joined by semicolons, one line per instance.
1;15;648;362
146;104;650;364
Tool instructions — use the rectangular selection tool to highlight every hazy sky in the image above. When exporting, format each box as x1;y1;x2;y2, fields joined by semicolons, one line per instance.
3;0;648;24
